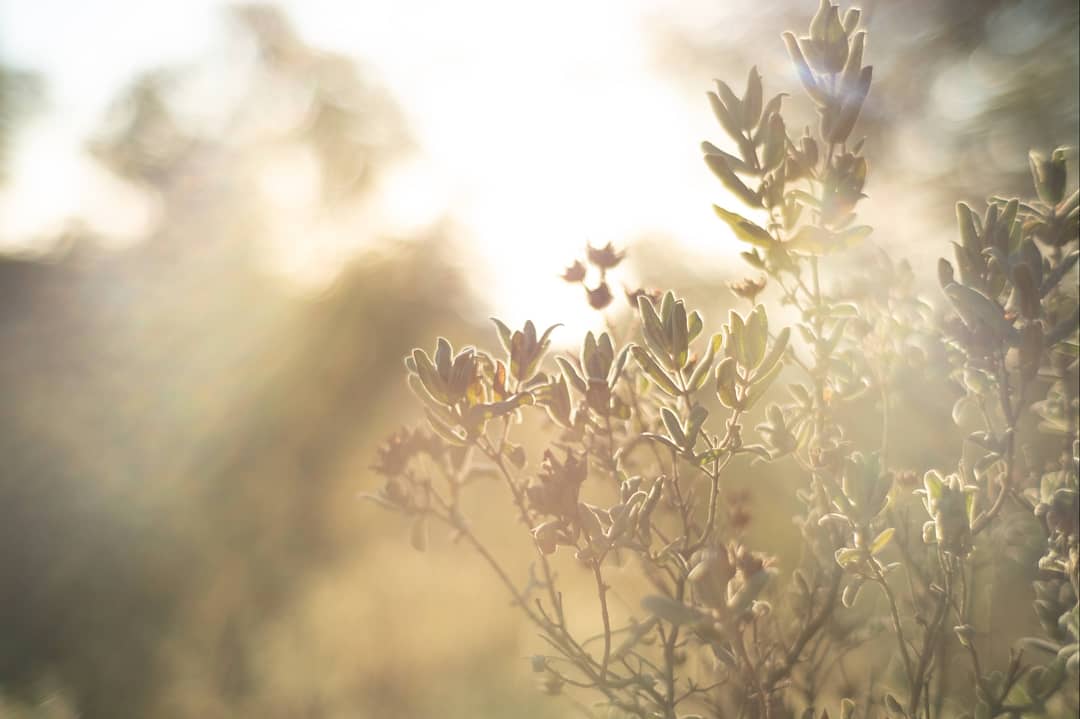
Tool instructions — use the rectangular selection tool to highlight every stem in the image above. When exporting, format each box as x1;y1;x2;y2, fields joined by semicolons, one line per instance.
972;356;1022;536
661;577;686;719
871;558;915;687
592;560;613;680
733;626;772;719
765;566;842;690
908;552;953;715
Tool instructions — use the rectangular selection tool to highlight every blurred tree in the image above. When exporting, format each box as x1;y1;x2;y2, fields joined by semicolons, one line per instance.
0;63;41;185
0;6;473;718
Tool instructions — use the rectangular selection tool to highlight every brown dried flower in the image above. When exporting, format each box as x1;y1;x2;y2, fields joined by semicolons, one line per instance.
586;282;614;310
586;242;626;269
561;260;587;283
729;276;767;303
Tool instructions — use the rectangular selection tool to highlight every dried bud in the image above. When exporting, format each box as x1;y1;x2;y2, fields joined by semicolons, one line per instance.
586;282;614;310
586;242;626;269
729;276;768;303
561;260;587;283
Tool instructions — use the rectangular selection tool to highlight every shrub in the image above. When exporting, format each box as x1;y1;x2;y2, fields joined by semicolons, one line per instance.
368;2;1079;716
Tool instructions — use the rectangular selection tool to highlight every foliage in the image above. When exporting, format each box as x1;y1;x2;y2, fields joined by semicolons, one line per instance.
370;2;1079;717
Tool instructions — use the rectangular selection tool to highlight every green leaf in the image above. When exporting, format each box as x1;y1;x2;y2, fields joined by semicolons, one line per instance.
413;349;450;404
425;408;467;446
643;432;682;453
923;470;944;502
607;345;632;387
714;80;743;126
836;225;872;248
841;31;865;92
537;322;560;350
702;141;757;174
761;112;786;171
581;331;599;380
728;310;747;364
715;356;739;408
744;357;783;411
491;317;514;354
755;327;790;379
632;346;682;397
829;65;871;144
870;527;894;555
744;305;769;369
660;291;676;330
695;447;729;466
782;32;827;105
705;154;761;207
686;404;709;447
641;595;707;626
957;202;981;254
688;333;721;392
671;300;690;369
742;66;762;129
555;357;587;393
713;206;774;248
734;444;772;462
707;90;745;144
661;407;686;447
842;7;861;32
687;310;704;343
465;393;535;425
945;283;1014;340
835;547;862;568
787;225;833;254
638;294;670;361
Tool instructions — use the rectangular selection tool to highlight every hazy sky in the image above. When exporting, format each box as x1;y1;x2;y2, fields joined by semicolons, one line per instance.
1;0;757;328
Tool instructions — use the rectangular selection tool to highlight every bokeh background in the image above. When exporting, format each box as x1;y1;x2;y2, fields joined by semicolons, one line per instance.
0;2;1076;717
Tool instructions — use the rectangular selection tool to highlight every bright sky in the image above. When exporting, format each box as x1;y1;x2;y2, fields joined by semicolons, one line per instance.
0;0;750;330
